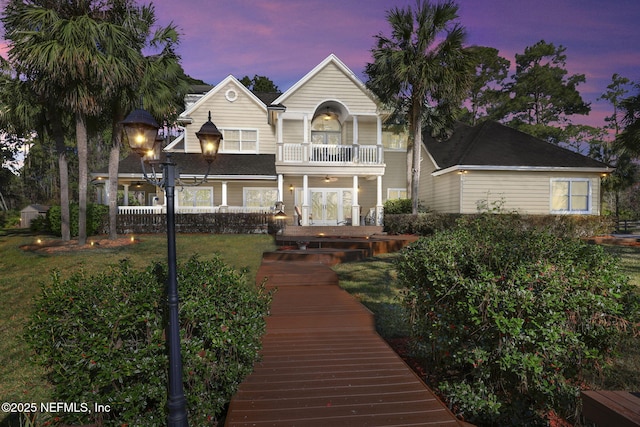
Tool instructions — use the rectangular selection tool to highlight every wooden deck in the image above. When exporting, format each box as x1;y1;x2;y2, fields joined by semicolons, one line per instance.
582;390;640;427
225;235;467;427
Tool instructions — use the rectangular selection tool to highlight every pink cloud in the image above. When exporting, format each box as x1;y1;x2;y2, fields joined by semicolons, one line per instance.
0;41;9;59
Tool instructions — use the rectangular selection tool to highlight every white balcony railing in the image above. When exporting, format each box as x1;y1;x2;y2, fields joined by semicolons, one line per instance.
358;145;380;164
281;143;382;164
310;145;353;163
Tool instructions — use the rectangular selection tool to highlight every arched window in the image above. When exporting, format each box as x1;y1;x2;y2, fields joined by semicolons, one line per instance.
311;112;341;145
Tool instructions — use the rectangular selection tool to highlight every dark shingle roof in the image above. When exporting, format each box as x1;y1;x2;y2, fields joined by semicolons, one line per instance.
425;121;611;170
96;153;276;178
253;92;282;106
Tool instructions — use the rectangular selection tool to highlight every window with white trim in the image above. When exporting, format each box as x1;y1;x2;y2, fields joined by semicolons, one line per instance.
311;113;341;145
387;188;407;200
178;187;213;207
221;129;258;153
382;131;407;150
244;188;278;208
550;179;591;213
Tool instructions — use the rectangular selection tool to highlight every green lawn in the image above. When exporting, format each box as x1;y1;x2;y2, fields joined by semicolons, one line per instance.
0;231;275;423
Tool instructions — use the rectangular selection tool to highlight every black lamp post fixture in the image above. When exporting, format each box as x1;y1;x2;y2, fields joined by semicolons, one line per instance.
121;109;222;427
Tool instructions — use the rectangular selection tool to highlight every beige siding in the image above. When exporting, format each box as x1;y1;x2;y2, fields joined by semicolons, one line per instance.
282;120;304;142
430;174;461;213
418;151;460;212
458;170;602;215
284;63;378;114
383;151;408;196
357;122;378;145
184;82;275;154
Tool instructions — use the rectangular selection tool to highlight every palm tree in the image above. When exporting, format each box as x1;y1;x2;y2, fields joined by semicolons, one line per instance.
0;41;75;240
365;0;473;214
618;87;640;157
3;0;141;245
100;1;190;240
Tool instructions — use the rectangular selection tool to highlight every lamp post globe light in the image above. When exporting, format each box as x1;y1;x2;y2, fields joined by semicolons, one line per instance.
121;109;222;427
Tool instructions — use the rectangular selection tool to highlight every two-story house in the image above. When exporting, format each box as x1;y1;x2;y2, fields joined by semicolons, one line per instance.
93;54;611;223
96;54;405;226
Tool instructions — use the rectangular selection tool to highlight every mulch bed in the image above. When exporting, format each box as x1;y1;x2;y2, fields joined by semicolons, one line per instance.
20;236;138;254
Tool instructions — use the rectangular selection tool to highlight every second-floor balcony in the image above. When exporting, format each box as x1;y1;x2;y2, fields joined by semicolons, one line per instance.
280;143;383;165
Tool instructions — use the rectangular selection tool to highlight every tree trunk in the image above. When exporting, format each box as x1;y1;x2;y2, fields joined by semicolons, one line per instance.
76;113;88;246
406;144;413;199
107;121;123;240
410;99;422;215
411;124;421;215
54;137;71;241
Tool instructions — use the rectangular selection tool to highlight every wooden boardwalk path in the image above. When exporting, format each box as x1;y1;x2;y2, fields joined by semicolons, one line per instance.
225;237;467;427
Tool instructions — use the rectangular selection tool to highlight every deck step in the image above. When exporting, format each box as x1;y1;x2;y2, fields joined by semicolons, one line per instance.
263;248;368;265
256;261;338;287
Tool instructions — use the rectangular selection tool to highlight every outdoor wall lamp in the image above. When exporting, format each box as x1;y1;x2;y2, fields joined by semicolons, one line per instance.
120;108;222;427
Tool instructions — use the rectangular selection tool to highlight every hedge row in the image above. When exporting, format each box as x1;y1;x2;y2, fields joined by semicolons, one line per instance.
384;212;615;238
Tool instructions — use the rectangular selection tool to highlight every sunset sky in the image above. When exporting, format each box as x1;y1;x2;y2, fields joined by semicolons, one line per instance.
147;0;640;129
1;0;639;129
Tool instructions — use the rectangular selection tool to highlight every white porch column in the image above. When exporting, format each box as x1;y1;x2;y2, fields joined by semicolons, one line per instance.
123;184;129;206
277;174;284;203
302;113;310;164
376;116;384;164
277;112;284;162
301;174;310;226
352;175;360;226
220;181;228;212
376;175;384;226
352;115;359;162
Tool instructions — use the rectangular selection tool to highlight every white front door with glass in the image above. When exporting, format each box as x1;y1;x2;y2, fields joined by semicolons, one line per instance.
305;188;353;225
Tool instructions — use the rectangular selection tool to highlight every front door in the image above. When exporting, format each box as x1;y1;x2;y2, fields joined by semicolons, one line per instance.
307;188;353;225
311;189;338;225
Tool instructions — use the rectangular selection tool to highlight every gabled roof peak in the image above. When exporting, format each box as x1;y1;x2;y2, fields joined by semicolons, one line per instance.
180;75;268;118
273;54;372;105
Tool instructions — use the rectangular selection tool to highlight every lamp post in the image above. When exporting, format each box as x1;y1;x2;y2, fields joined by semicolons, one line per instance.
121;109;222;427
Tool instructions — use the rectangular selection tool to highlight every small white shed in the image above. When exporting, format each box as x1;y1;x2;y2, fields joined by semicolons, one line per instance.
20;204;49;228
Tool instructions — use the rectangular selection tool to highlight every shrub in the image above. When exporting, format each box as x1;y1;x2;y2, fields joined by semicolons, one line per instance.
384;213;460;235
0;209;20;228
25;256;272;426
29;214;49;233
383;198;413;215
46;203;109;237
397;214;639;426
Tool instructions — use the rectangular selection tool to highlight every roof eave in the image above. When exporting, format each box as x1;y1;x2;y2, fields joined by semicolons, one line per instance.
432;164;615;177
